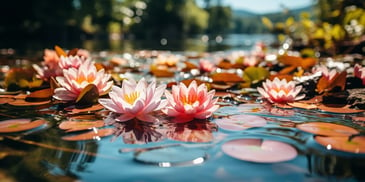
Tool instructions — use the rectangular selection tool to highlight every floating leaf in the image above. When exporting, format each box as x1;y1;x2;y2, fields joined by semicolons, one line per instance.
25;88;52;102
278;55;317;74
61;128;114;141
317;104;365;114
210;82;235;90
222;138;297;163
0;97;15;104
182;61;198;72
4;68;41;91
150;65;174;77
0;119;47;133
315;136;365;154
243;66;269;87
8;99;51;107
211;72;243;83
215;114;267;131
59;120;105;132
316;71;346;93
296;122;359;136
287;102;318;110
75;84;99;108
70;104;104;114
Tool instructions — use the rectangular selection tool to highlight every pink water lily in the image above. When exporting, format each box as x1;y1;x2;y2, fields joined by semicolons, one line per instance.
33;49;63;81
53;60;113;101
163;81;219;122
199;59;216;73
354;64;365;85
59;55;88;70
98;78;166;122
257;77;305;104
312;65;337;81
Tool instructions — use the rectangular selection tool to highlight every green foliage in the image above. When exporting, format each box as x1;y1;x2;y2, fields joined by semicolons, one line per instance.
260;0;364;55
206;5;233;35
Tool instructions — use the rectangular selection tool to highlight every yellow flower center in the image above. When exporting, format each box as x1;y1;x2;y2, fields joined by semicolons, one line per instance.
76;75;95;84
124;91;140;105
272;86;290;95
182;94;197;105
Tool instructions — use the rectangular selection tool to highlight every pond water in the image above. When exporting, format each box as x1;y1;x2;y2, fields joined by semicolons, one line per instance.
0;34;276;56
0;34;365;182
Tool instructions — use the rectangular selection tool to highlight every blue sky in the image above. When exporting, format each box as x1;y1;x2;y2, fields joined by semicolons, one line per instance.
200;0;314;14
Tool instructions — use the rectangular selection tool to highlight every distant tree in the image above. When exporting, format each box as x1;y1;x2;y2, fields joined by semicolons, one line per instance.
206;5;232;35
130;0;208;39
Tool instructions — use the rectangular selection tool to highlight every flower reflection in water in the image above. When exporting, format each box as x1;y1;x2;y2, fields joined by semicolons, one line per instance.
166;119;218;143
113;119;164;144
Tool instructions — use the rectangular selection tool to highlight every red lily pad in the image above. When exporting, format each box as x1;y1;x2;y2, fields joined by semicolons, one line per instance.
316;71;346;94
222;138;297;163
317;104;365;114
69;104;104;114
0;97;15;104
59;120;105;132
25;88;53;101
287;102;318;110
315;136;365;154
211;72;243;83
0;119;47;133
215;114;267;131
8;99;51;106
296;122;359;136
61;128;114;141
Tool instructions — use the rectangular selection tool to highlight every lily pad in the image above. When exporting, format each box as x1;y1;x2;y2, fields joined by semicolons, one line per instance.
59;120;105;132
215;114;267;131
25;88;53;102
315;136;365;154
221;138;297;163
0;97;15;104
317;104;365;114
61;128;114;141
8;99;51;107
0;119;48;133
296;122;359;136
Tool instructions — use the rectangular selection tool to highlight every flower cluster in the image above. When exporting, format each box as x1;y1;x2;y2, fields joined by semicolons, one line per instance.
33;48;90;81
98;79;219;123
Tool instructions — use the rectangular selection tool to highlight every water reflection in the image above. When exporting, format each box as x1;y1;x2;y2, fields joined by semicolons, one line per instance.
113;119;164;144
166;119;218;143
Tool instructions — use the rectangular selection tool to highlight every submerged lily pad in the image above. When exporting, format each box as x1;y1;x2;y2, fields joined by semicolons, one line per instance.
296;122;359;136
0;119;48;133
215;114;267;131
221;138;297;163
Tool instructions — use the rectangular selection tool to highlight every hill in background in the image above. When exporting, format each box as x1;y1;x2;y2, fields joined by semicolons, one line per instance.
231;5;314;34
